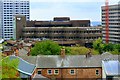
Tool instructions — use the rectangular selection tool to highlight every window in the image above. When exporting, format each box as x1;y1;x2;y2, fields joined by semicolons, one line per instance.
70;70;75;75
96;70;99;75
38;70;41;74
54;69;59;74
47;70;52;75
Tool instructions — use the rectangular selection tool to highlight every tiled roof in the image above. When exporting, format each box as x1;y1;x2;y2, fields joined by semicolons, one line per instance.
23;43;32;47
36;55;118;68
9;56;36;76
19;48;28;56
19;53;119;68
6;40;17;45
19;56;37;65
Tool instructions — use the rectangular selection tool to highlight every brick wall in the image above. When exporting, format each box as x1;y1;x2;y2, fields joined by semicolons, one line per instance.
36;68;102;79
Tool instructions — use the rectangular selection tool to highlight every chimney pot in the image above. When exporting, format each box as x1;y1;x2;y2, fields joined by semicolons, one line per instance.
60;47;65;58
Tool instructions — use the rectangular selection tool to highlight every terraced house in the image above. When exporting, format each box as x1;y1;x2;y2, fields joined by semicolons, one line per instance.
9;52;120;80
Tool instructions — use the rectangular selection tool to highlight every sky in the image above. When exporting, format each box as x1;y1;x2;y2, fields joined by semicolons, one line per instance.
30;0;120;22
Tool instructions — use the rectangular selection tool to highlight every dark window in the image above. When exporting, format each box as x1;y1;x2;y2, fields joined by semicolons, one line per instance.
47;70;52;74
54;70;59;74
70;70;75;75
96;70;99;75
38;71;41;74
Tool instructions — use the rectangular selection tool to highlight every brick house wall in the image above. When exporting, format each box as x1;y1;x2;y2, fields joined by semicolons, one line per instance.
36;67;102;79
3;51;13;56
31;68;38;78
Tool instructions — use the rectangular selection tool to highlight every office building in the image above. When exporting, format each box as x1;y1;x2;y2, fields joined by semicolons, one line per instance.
102;3;120;44
0;0;30;40
14;16;102;46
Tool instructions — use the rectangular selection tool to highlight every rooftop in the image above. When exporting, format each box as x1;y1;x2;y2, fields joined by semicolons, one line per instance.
19;53;119;68
9;55;36;76
102;60;120;76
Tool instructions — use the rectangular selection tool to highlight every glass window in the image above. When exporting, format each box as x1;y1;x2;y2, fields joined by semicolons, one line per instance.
47;70;52;75
38;71;41;74
54;70;59;74
70;70;75;75
96;70;99;75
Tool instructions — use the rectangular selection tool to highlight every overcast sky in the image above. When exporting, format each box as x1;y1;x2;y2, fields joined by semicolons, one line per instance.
30;0;119;21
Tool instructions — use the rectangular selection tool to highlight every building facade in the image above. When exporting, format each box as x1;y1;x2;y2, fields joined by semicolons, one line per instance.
0;0;3;39
102;60;120;80
102;3;120;44
0;0;30;40
37;68;102;79
9;56;36;80
18;53;119;80
14;16;102;46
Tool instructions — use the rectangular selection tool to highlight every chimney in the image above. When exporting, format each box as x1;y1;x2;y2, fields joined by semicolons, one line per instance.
60;47;65;58
27;48;31;56
15;48;19;56
86;48;92;58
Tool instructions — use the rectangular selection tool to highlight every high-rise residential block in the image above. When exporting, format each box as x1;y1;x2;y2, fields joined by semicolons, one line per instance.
0;0;30;40
101;3;120;44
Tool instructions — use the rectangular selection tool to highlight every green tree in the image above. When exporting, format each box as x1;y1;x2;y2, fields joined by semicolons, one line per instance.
0;57;20;79
103;43;114;52
30;40;61;56
110;49;119;55
10;38;14;40
93;38;104;54
93;38;120;54
93;38;102;50
114;44;120;52
2;42;7;45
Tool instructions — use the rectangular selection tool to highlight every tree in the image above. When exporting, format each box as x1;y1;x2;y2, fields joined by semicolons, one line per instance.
114;44;120;52
103;43;114;52
93;38;120;54
30;40;61;56
93;38;102;50
0;57;20;79
93;38;104;54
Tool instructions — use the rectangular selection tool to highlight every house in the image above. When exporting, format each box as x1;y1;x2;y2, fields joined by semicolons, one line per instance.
3;40;32;56
6;40;17;46
102;60;120;80
3;46;13;56
9;56;36;80
18;52;119;80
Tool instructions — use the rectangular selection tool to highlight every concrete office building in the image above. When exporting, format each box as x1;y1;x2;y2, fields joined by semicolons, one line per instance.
102;3;120;44
14;16;102;46
0;0;30;40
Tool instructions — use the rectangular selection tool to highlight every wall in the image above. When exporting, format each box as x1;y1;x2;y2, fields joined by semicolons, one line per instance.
102;64;106;79
15;15;26;40
36;67;102;79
